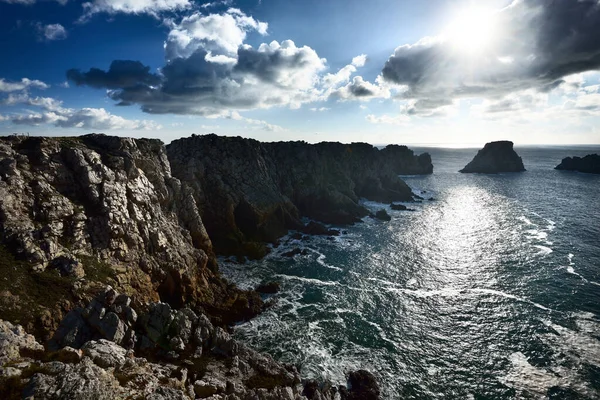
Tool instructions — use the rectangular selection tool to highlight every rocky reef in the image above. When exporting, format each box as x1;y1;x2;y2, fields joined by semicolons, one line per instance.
555;154;600;174
167;134;432;257
0;133;424;399
459;141;525;173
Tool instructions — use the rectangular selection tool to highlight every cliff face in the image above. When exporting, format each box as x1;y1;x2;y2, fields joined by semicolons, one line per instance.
167;135;432;257
0;135;260;338
460;141;525;173
555;154;600;174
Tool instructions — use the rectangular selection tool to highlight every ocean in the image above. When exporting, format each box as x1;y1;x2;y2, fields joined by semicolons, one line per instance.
220;146;600;399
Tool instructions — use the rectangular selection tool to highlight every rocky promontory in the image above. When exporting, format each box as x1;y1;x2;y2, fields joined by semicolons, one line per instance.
459;141;525;173
167;134;432;258
0;133;426;399
555;154;600;174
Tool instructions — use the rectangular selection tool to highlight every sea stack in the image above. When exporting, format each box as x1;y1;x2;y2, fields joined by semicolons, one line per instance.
555;154;600;174
460;141;525;173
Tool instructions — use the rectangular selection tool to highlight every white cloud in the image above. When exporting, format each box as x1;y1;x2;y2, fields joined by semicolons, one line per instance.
351;54;367;68
164;8;268;60
80;0;191;21
310;107;330;112
224;111;285;132
2;92;161;130
0;78;49;92
39;23;68;41
366;114;409;125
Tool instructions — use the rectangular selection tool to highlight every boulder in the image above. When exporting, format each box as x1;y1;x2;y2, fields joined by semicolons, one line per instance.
82;339;127;368
372;210;391;221
255;281;281;294
459;141;525;173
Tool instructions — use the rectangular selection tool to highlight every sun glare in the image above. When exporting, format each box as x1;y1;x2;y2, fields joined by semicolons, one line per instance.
445;7;498;54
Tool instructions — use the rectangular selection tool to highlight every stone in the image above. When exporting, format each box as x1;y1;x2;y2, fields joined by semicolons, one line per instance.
82;339;127;368
390;203;407;211
0;320;44;364
255;281;280;294
372;210;391;221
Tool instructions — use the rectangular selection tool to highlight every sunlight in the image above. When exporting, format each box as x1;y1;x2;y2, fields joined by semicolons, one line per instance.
444;7;499;54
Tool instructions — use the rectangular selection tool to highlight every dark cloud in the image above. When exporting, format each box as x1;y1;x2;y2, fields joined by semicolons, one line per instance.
67;60;161;89
381;0;600;103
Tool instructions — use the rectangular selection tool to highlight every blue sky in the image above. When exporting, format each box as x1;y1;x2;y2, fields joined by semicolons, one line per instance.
1;0;599;145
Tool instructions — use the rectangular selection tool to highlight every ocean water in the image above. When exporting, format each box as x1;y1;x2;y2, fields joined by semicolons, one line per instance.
221;146;600;399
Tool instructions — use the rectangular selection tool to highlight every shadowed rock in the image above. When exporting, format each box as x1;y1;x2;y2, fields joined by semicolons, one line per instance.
460;141;525;173
555;154;600;174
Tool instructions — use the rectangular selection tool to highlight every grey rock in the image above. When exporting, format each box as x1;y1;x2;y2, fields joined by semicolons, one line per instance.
82;339;127;368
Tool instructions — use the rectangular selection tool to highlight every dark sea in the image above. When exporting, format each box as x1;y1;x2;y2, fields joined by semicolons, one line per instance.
221;146;600;399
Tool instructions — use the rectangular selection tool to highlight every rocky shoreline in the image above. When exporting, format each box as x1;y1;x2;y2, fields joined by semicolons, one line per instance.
0;134;430;399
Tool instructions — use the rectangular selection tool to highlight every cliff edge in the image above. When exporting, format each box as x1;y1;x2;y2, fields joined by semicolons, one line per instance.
167;134;432;258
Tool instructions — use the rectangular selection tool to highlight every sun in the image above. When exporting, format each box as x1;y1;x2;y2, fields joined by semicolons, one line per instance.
444;7;498;54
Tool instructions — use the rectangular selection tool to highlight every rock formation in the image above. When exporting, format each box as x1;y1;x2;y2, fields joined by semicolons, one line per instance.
1;287;374;399
0;133;425;399
167;134;432;257
459;141;525;173
0;135;260;338
555;154;600;174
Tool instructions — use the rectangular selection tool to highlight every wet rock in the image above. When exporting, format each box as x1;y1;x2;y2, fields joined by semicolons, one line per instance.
255;281;281;294
390;203;407;211
347;370;380;400
302;221;340;236
282;248;303;257
372;209;391;221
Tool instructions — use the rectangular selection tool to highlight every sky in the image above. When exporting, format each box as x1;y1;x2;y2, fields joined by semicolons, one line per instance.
0;0;599;145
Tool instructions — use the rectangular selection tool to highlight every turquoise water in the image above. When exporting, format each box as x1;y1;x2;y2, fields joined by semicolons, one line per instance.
221;146;600;399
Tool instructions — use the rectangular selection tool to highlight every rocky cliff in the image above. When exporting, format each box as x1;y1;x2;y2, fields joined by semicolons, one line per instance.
0;135;261;339
167;134;432;258
555;154;600;174
460;141;525;173
0;133;425;399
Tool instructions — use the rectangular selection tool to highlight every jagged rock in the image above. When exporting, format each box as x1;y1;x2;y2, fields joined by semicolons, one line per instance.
282;248;303;257
390;203;407;211
167;134;431;257
347;370;380;400
555;154;600;174
23;357;123;400
54;347;83;364
0;320;44;364
255;282;281;294
82;339;127;368
0;135;262;338
142;302;174;343
302;221;340;236
372;210;392;221
460;141;525;173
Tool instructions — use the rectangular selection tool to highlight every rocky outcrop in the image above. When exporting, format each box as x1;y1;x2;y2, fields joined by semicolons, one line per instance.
167;134;432;257
0;287;380;400
0;135;261;338
459;141;525;173
555;154;600;174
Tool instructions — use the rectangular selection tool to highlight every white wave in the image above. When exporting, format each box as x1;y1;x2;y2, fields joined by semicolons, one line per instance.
568;253;574;264
518;216;535;225
533;245;553;255
468;288;551;311
498;352;574;397
525;229;548;240
275;274;340;286
307;248;343;271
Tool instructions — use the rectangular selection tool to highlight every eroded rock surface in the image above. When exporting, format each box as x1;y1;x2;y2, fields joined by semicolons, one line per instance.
0;287;379;399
